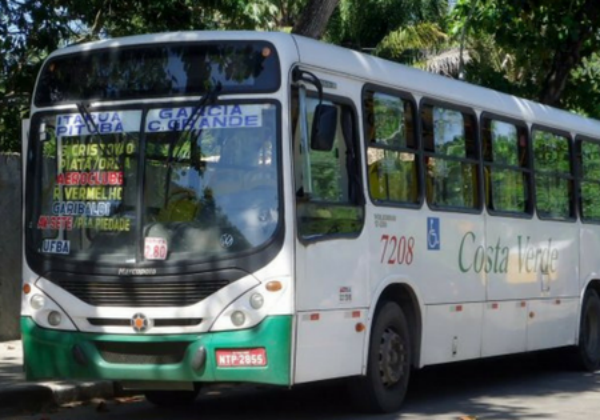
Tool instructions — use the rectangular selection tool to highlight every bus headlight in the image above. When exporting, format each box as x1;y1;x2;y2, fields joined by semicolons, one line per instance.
48;311;62;326
210;277;289;332
30;294;46;310
249;293;264;309
231;311;246;327
24;282;77;331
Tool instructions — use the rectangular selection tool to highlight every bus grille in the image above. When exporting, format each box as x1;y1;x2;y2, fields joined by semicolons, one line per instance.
54;280;231;307
87;318;203;327
96;341;189;365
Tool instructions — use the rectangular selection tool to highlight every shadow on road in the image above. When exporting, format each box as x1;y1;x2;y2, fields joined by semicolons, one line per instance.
128;351;600;420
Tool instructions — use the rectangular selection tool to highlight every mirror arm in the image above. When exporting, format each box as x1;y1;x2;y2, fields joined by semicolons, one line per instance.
292;68;324;106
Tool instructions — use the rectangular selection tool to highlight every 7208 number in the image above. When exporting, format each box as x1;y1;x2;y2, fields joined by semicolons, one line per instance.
380;235;414;265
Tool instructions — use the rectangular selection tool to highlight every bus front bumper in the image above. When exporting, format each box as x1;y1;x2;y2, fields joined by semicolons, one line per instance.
21;316;292;386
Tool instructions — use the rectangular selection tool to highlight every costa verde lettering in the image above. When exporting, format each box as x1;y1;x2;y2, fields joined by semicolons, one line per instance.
458;232;508;273
458;232;559;274
517;235;559;274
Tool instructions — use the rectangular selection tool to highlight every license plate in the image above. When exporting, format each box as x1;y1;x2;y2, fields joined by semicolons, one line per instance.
215;348;267;367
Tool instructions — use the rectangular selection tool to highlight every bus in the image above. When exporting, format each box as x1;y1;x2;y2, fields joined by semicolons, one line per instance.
21;30;600;413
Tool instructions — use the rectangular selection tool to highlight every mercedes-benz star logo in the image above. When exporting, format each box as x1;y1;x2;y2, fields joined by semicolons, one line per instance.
131;313;152;333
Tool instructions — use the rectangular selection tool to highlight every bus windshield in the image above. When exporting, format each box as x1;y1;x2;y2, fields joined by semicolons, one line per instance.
26;102;280;265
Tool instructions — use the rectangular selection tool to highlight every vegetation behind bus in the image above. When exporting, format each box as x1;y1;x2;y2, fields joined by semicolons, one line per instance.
4;1;600;152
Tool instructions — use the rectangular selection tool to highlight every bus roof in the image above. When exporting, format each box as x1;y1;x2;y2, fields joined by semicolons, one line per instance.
291;34;600;139
46;30;600;139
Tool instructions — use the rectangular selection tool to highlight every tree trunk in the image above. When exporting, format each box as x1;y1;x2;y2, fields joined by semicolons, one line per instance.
539;38;587;107
292;0;339;40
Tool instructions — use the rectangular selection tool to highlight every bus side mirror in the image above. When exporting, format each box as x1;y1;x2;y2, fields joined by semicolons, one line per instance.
310;104;337;151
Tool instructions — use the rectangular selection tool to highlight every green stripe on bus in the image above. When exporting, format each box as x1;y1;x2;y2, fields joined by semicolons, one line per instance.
21;315;292;386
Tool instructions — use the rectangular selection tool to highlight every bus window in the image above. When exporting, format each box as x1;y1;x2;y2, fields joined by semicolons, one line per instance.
532;129;574;220
142;102;281;257
577;137;600;222
363;90;419;205
421;103;480;210
293;93;364;239
482;117;531;214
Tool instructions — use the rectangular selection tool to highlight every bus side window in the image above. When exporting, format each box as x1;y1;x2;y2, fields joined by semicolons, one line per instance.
421;103;480;211
292;93;364;239
578;138;600;222
364;89;419;205
532;129;574;220
482;117;531;215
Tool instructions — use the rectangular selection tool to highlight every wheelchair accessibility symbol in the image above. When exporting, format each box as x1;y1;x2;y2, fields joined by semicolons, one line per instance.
427;217;440;250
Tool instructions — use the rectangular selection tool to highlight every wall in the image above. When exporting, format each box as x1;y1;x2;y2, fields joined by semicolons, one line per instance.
0;154;22;340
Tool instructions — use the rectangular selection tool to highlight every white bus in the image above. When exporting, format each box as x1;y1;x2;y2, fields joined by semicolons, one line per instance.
21;31;600;413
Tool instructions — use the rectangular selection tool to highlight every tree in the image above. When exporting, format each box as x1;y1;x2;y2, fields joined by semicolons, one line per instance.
452;0;600;108
0;0;324;153
292;0;339;39
327;0;448;52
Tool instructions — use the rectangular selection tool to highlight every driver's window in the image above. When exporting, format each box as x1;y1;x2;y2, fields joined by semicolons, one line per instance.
292;92;364;239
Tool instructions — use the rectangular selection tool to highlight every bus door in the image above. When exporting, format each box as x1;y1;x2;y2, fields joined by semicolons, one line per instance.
290;81;368;383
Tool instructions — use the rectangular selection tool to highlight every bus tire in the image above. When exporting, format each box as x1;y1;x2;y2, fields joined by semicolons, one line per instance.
349;301;411;413
574;289;600;371
144;386;201;407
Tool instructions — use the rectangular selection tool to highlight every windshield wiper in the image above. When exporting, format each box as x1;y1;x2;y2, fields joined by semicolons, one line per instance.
182;82;223;134
76;102;101;135
165;82;223;205
167;82;223;160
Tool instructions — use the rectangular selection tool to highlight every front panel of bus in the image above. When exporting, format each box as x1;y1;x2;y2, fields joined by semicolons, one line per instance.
21;34;297;388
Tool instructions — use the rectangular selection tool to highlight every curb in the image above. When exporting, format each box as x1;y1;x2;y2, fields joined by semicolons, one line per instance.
0;380;116;416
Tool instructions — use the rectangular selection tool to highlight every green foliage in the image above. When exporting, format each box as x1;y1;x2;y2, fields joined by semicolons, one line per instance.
5;0;600;155
562;53;600;117
450;0;600;108
0;0;310;153
327;0;448;51
376;22;448;63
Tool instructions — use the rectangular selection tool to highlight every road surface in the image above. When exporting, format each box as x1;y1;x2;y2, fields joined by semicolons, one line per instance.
4;353;599;420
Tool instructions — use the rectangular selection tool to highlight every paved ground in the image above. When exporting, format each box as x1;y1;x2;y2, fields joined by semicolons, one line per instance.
2;347;600;420
0;340;114;417
0;342;22;389
3;340;600;419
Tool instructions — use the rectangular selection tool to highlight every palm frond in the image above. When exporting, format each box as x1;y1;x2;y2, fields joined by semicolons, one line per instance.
376;22;448;58
420;47;470;76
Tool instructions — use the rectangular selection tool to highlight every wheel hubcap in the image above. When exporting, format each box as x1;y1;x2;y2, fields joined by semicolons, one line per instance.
378;327;406;387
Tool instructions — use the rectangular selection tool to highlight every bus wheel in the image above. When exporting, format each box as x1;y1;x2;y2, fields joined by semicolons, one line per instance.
349;301;411;413
575;289;600;371
144;386;201;407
